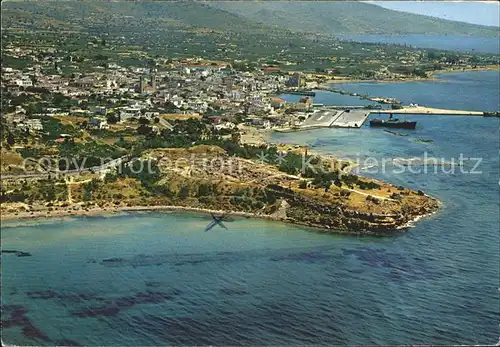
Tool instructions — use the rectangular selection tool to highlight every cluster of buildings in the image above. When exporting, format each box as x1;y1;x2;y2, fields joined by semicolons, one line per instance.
2;51;315;138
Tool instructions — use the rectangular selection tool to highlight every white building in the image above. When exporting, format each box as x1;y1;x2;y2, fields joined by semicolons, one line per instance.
25;119;43;131
15;77;33;88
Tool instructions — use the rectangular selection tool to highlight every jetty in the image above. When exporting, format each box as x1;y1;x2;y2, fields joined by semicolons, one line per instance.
332;110;370;128
280;109;370;132
316;86;401;104
369;106;484;116
281;90;316;96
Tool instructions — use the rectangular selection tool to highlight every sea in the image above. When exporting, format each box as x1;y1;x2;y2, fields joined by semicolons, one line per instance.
335;34;500;54
2;71;499;345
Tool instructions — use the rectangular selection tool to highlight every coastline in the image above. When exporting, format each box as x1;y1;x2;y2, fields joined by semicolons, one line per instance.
0;202;436;235
322;64;499;86
1;132;441;235
0;205;265;223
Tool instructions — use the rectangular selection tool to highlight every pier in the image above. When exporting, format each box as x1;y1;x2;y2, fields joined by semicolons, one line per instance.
297;109;370;130
370;106;485;116
316;87;401;104
281;90;316;96
300;110;342;128
331;110;370;128
273;105;495;134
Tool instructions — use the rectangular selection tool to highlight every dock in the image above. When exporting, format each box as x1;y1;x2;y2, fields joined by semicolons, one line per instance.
273;104;495;134
300;110;342;128
331;110;370;128
281;90;316;96
298;109;370;129
324;106;373;109
370;106;484;116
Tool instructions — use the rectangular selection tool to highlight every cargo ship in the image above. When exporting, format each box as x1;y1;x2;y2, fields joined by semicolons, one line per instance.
369;115;417;129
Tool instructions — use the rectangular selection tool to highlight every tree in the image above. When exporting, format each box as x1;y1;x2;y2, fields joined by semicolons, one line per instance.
231;131;241;144
197;183;213;197
138;117;150;125
82;178;100;201
7;132;15;146
427;51;439;60
179;185;189;199
106;113;120;124
137;124;152;135
413;69;427;78
44;183;56;202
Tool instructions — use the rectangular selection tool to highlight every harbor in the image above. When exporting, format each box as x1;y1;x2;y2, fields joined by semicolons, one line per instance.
273;105;496;133
331;109;371;128
276;88;496;134
301;109;371;129
276;109;371;132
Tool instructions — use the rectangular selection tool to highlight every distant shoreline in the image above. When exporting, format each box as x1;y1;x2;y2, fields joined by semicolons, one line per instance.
323;64;499;85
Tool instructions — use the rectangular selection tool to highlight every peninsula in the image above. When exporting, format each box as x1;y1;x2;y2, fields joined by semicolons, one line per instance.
0;144;439;234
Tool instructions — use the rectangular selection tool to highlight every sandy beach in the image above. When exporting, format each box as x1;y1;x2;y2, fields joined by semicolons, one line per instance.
239;126;272;146
0;205;272;223
1;203;431;235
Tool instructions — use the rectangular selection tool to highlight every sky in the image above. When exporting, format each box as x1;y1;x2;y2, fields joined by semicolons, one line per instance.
367;1;500;27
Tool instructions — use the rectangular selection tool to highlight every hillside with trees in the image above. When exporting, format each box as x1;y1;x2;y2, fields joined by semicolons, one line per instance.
211;1;499;36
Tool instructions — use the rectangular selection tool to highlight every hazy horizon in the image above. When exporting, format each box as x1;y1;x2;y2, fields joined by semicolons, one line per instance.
368;1;500;27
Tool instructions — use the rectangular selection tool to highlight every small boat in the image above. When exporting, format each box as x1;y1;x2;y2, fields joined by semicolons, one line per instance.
370;114;417;130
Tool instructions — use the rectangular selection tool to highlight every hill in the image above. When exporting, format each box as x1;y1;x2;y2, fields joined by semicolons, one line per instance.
2;1;497;75
1;1;273;33
210;1;499;36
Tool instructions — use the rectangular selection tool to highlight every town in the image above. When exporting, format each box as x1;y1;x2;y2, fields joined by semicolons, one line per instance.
1;2;499;346
1;1;495;232
2;47;494;159
1;48;442;233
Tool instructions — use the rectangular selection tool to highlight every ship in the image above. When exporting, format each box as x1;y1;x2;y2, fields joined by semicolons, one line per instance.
369;114;417;129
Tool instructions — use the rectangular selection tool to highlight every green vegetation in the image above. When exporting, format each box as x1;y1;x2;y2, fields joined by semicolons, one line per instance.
58;141;125;170
3;1;497;78
213;1;499;36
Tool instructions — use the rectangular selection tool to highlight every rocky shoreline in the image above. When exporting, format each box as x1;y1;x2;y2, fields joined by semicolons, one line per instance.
1;147;440;235
1;189;440;235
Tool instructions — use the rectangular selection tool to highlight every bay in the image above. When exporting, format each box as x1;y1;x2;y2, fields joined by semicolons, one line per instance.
2;70;499;345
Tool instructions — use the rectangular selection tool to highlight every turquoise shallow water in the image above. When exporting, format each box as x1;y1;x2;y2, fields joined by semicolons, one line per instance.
2;71;500;345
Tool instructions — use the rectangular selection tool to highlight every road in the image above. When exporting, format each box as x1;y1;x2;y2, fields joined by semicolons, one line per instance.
1;155;131;180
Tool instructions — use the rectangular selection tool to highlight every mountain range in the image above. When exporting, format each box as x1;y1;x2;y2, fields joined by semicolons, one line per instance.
2;0;498;37
210;1;498;36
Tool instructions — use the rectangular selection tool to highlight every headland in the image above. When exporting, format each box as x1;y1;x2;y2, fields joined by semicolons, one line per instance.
1;144;440;235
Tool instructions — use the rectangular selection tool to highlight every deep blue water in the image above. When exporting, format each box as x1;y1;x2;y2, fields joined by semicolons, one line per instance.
2;71;500;345
336;34;500;54
336;70;500;112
